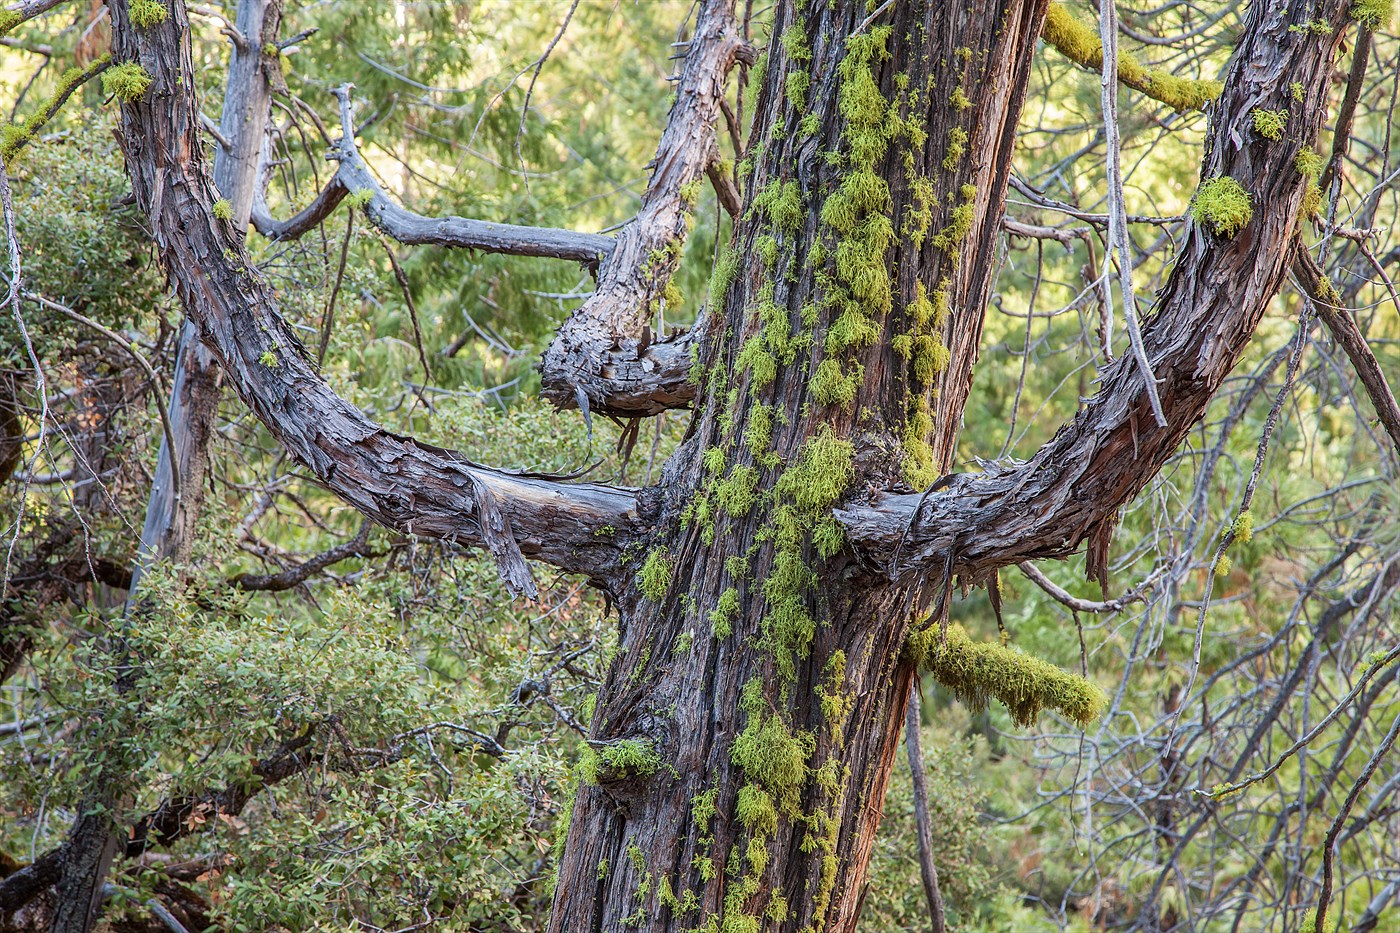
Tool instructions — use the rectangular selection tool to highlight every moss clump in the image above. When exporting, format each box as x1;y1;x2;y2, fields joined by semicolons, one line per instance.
578;739;663;784
129;0;168;28
1215;554;1233;578
785;70;810;110
1251;108;1287;141
942;127;968;171
1352;0;1393;28
637;547;674;602
212;199;233;222
810;357;861;408
345;188;375;209
1290;81;1306;102
949;85;972;111
775;425;854;511
0;9;23;36
710;587;739;638
930;185;977;255
906;622;1108;728
708;247;740;309
716;466;760;518
258;350;278;368
1042;2;1222;112
1299;908;1339;933
1295;145;1324;178
751;178;803;234
731;680;815;813
1231;510;1254;543
102;62;154;102
1192;176;1252;237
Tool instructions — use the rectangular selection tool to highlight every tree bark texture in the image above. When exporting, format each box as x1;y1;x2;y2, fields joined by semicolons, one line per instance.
549;3;1047;930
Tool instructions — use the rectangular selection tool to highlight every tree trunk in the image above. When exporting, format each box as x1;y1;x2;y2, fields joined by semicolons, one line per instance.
548;3;1045;930
49;3;280;927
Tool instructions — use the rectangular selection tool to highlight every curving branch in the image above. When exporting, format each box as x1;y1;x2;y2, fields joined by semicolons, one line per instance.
251;87;615;267
1294;246;1400;458
836;0;1351;589
536;0;749;419
107;0;641;598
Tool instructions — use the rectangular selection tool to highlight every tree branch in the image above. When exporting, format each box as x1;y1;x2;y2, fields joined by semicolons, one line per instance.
108;0;641;597
251;86;616;267
1294;246;1400;458
537;0;749;418
837;0;1350;588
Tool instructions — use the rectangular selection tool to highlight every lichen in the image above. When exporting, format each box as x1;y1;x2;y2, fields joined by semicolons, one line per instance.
212;199;233;222
102;62;154;102
1192;176;1253;238
1251;108;1287;141
1;55;112;165
906;622;1108;728
1231;510;1254;543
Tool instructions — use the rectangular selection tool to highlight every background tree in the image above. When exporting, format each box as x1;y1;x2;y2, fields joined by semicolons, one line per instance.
1;0;1398;931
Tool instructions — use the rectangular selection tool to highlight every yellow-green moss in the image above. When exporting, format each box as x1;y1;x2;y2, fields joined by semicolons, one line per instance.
1231;510;1254;543
212;199;233;222
1251;108;1287;141
949;85;972;111
710;587;740;638
1215;554;1233;578
942;127;968;171
1352;0;1393;28
785;71;810;110
775;426;854;511
129;0;168;28
1290;81;1306;102
906;622;1108;728
717;466;760;518
637;547;674;602
0;10;22;37
345;188;375;209
1041;2;1222;112
102;62;154;102
1;55;112;165
578;738;663;784
1295;145;1324;178
709;247;740;309
1192;176;1253;238
731;680;815;813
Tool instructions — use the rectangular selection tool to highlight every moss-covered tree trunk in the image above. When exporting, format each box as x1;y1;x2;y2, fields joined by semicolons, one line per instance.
548;3;1047;930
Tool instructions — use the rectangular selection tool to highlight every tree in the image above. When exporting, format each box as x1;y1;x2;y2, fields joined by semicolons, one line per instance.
2;0;1398;930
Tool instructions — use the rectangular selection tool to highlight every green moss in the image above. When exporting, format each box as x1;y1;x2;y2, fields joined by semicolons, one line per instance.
675;631;693;654
597;858;609;880
751;178;803;234
1041;2;1222;112
1192;176;1253;237
780;19;812;63
743;405;781;468
637;547;674;602
102;62;154;102
703;445;727;475
942;127;968;170
755;234;778;270
345;188;375;209
1289;19;1333;34
798;112;820;138
212;199;233;222
785;70;810;110
717;466;760;518
907;622;1107;728
1215;554;1233;578
129;0;168;27
709;247;740;308
930;185;977;256
810;358;861;408
1290;81;1305;102
710;587;739;638
0;10;21;37
1251;108;1287;141
1232;510;1254;543
731;680;815;813
680;177;703;209
776;425;854;511
1299;908;1339;933
578;739;663;784
1352;0;1392;28
1295;145;1324;178
2;55;112;164
258;350;278;368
